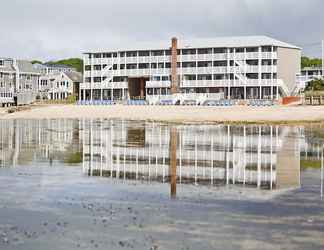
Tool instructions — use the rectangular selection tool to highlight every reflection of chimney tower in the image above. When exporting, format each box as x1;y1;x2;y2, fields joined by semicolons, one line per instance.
171;37;178;94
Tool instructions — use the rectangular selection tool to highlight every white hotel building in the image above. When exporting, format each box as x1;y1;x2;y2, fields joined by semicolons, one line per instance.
81;36;301;101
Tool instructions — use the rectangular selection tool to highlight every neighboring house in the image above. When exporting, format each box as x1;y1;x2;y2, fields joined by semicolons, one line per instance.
0;58;40;106
294;66;323;95
33;63;76;75
81;35;301;101
39;71;82;100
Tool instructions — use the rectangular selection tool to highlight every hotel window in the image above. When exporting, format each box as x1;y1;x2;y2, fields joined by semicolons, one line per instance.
93;77;101;82
182;61;196;68
273;73;277;79
273;60;277;65
165;63;171;68
165;50;171;56
213;61;227;67
94;53;102;58
85;77;91;82
162;76;169;81
197;74;212;80
246;60;258;66
151;63;157;69
113;64;118;70
0;61;3;66
120;64;125;70
198;61;212;67
139;51;150;57
158;63;164;69
214;48;226;54
113;52;118;58
262;46;272;52
103;53;111;58
94;65;101;70
153;76;160;81
262;73;272;79
139;63;149;69
182;49;196;55
126;64;137;69
120;52;125;57
235;48;244;53
262;59;272;66
126;51;137;57
152;50;164;56
197;48;213;54
246;47;258;53
214;74;225;80
184;75;196;80
246;73;258;79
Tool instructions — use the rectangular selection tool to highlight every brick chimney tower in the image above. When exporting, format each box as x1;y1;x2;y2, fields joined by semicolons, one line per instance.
170;37;178;94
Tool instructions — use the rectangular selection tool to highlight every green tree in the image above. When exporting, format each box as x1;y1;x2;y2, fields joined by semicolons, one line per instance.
301;56;322;69
47;58;83;73
305;79;324;91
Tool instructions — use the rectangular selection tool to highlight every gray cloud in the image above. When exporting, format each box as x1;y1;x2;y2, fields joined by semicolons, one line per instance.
0;0;323;61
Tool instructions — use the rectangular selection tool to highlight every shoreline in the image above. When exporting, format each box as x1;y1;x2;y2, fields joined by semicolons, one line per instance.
1;104;324;125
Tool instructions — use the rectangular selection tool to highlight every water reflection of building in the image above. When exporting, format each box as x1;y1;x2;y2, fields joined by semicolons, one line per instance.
81;120;302;191
0;119;81;167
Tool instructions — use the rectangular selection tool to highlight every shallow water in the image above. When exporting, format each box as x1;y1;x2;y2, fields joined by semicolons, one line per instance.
0;119;324;250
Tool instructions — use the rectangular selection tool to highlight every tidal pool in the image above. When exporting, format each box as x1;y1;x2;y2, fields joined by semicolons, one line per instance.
0;119;323;250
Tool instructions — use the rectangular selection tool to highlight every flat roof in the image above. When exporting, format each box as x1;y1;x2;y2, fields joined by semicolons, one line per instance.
84;35;300;54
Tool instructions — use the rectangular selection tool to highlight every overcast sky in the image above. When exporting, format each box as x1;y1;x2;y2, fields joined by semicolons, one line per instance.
1;0;323;61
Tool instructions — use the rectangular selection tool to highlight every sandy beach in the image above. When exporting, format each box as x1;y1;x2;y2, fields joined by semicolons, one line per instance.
1;104;324;124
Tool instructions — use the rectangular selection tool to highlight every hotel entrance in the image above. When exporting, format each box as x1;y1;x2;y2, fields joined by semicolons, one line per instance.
128;77;149;100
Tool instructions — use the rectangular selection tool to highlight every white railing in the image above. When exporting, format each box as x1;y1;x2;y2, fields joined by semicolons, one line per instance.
146;80;171;88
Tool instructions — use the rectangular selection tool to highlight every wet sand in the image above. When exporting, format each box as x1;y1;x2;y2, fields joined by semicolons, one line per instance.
1;104;324;124
0;166;323;250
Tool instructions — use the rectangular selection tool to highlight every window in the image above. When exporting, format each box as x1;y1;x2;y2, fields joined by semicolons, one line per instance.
262;46;272;52
182;49;196;55
152;76;160;81
85;77;91;83
158;63;164;69
139;51;150;57
246;60;258;66
139;63;149;69
184;75;196;80
197;48;213;54
197;74;212;80
94;53;102;58
165;50;171;56
246;73;258;79
126;64;137;69
198;61;212;67
214;74;225;80
262;73;271;79
113;64;118;70
162;76;169;81
165;63;171;68
182;61;196;68
113;76;128;82
152;50;164;56
120;52;125;57
151;63;157;69
262;59;272;66
94;65;101;70
112;52;118;58
213;61;227;67
0;61;3;66
120;64;125;70
235;48;244;53
94;77;101;82
103;53;111;58
126;51;137;57
246;47;258;53
214;48;226;54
